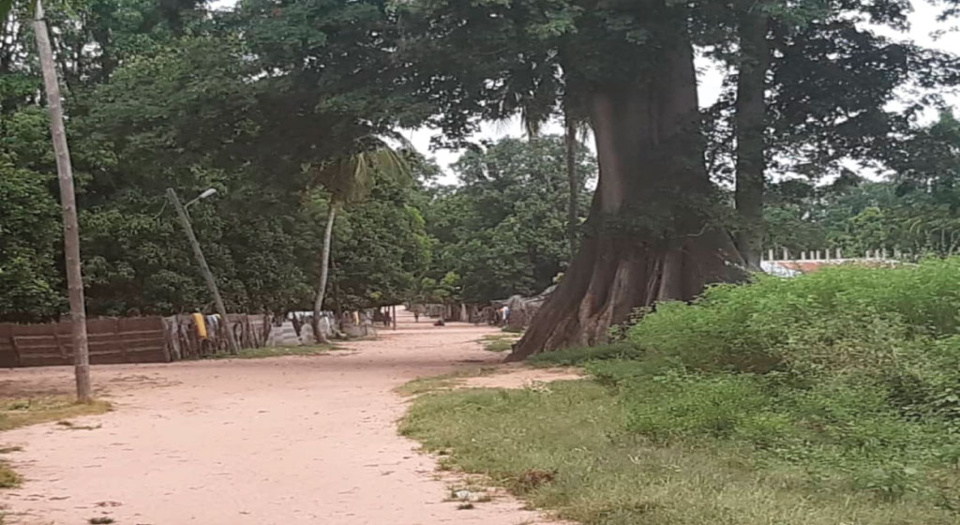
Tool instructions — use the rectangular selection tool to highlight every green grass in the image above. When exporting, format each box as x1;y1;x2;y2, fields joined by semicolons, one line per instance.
403;261;960;523
396;366;500;396
207;344;332;360
402;380;959;525
0;396;111;491
0;396;111;432
480;334;519;353
0;463;21;489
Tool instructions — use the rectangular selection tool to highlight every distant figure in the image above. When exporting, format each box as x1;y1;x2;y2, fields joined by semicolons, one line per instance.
414;311;420;323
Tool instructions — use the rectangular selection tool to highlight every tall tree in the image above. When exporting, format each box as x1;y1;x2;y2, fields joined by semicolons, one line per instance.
309;141;411;343
401;1;746;357
732;2;771;269
425;135;595;303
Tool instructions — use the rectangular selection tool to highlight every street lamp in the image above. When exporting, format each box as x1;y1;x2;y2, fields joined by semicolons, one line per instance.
166;187;239;354
185;188;218;209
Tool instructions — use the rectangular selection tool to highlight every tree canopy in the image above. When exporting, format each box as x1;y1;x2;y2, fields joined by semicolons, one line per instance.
1;0;959;361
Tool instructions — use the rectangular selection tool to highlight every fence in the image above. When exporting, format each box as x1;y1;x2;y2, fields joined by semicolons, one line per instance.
0;309;383;368
0;317;169;368
163;313;274;360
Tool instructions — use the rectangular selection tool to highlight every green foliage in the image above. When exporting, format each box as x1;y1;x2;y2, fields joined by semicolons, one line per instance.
323;172;432;310
630;259;960;371
596;259;960;505
425;136;595;303
402;261;960;522
765;111;960;257
0;0;436;319
0;141;62;321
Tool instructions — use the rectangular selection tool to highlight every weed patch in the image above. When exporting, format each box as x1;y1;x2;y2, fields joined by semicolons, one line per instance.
481;334;518;353
0;397;111;432
403;381;958;525
0;463;21;488
396;367;500;396
208;345;332;360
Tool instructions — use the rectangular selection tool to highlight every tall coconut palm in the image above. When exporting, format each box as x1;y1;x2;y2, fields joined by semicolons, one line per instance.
310;138;412;343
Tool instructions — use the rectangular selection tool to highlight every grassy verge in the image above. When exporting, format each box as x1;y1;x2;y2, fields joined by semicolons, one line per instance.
208;344;332;360
396;366;500;396
403;261;960;524
480;334;519;353
402;380;958;525
0;396;112;490
0;396;111;432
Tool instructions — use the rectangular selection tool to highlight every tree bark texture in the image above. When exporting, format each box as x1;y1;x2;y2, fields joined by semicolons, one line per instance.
733;8;771;270
312;202;338;344
564;111;579;259
508;37;745;361
34;0;92;402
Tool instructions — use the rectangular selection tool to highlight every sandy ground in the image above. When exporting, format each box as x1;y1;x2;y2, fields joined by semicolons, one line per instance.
0;312;565;525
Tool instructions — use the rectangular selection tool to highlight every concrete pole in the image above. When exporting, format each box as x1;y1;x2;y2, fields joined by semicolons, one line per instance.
167;188;239;354
35;1;91;402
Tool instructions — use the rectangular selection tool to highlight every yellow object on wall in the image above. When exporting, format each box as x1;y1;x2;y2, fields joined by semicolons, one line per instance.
192;312;208;339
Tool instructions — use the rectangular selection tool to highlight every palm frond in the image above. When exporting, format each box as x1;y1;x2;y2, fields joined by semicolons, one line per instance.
313;135;413;205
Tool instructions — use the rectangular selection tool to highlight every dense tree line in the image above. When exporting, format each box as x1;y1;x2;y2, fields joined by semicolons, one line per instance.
2;0;960;359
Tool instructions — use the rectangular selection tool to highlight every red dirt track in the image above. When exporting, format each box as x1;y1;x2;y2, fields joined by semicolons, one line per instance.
0;312;558;525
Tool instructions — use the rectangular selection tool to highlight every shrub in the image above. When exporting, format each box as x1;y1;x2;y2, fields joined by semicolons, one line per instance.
590;259;960;505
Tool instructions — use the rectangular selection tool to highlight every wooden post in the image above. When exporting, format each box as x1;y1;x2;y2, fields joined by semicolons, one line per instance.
782;247;789;260
167;188;239;354
34;0;91;402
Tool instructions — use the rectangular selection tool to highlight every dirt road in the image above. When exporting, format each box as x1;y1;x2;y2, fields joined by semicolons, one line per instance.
0;313;554;525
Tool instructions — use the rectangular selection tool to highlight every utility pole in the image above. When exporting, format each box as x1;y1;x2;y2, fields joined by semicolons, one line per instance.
34;0;91;403
167;188;239;354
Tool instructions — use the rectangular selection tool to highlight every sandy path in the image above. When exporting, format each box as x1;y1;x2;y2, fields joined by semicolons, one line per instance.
0;313;556;525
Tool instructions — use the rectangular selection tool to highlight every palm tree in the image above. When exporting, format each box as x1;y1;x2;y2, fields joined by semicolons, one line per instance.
309;138;411;343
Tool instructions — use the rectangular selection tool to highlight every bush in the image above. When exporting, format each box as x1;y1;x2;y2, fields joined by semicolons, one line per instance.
626;258;960;425
591;259;960;505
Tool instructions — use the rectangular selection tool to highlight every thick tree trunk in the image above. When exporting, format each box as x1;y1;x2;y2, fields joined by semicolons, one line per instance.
564;111;579;259
312;202;338;344
733;9;771;270
508;36;745;361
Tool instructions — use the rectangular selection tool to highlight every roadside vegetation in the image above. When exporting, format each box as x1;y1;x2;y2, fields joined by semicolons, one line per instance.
480;334;519;353
0;397;111;432
402;259;960;524
0;396;111;489
207;345;333;360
